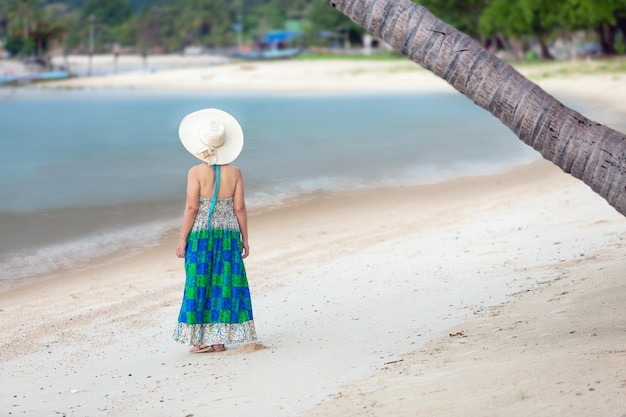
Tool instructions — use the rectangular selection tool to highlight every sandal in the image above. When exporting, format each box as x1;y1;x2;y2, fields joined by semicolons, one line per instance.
189;345;212;353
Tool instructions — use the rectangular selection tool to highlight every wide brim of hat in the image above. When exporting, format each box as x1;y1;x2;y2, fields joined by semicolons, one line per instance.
178;108;244;165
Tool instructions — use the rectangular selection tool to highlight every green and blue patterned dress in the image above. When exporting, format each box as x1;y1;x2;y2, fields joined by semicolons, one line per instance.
173;171;256;346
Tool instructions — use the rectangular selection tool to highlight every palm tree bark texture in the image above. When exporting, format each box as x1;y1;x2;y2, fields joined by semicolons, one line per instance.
327;0;626;217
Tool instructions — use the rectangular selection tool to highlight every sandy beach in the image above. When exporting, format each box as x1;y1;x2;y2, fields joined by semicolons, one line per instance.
2;56;626;416
42;53;455;93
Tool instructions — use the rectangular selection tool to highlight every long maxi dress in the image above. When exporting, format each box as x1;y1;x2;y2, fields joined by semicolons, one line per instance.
173;165;257;347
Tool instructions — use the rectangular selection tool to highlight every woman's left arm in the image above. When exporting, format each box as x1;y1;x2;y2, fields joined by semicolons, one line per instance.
175;167;201;258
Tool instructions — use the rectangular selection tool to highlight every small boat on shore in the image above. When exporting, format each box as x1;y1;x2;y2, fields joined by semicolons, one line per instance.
233;47;302;60
0;70;71;86
233;30;303;60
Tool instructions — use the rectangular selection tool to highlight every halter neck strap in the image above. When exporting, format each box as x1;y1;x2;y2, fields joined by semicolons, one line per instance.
208;165;221;219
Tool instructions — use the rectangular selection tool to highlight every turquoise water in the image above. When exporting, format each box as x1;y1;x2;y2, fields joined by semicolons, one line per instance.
7;86;616;288
0;88;537;211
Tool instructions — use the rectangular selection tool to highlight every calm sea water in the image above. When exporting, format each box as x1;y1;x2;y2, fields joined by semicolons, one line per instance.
1;87;619;290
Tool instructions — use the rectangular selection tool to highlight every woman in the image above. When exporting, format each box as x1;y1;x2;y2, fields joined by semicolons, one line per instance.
173;108;257;353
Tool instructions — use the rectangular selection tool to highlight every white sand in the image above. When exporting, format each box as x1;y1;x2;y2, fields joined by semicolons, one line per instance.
1;56;626;416
45;54;454;93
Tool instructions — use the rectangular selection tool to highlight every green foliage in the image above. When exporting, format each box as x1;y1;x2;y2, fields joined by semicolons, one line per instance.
256;0;288;31
478;0;626;55
47;0;166;12
306;0;347;29
479;0;561;39
414;0;488;37
3;0;625;56
48;0;87;8
4;33;26;55
82;0;132;27
615;30;625;54
305;0;364;46
173;0;233;46
31;16;67;52
560;0;621;29
128;0;174;11
2;1;70;56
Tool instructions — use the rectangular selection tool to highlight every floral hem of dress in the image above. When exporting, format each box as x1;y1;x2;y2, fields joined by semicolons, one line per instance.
172;321;257;346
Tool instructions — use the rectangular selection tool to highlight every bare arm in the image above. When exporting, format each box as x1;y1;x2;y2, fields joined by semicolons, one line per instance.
233;168;249;258
175;167;201;258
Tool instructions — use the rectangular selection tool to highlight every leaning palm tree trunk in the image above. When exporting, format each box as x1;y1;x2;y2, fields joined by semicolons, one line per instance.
327;0;626;217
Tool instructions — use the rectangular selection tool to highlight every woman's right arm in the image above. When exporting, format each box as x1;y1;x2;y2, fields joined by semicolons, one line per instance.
233;168;249;259
175;167;200;258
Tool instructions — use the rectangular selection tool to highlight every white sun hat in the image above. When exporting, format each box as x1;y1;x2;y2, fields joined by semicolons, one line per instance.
178;108;244;165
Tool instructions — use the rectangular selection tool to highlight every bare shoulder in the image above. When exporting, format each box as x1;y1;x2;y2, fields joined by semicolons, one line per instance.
223;164;243;177
189;162;208;175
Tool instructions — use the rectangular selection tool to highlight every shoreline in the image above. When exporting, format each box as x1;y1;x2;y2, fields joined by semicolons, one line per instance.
4;54;626;105
39;55;457;94
1;57;626;416
0;158;541;296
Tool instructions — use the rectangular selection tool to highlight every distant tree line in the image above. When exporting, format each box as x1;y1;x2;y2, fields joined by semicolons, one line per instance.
419;0;626;58
0;0;624;59
0;0;362;57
